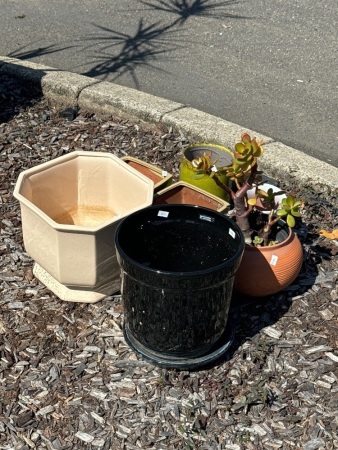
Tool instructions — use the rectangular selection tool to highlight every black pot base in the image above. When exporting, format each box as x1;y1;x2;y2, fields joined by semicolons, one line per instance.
123;322;234;370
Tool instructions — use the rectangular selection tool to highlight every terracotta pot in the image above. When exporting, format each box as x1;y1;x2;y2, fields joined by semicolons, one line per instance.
121;156;172;192
14;151;154;303
234;224;303;297
153;181;229;212
179;143;233;200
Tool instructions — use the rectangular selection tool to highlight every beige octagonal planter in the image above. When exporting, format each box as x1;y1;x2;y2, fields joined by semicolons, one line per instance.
14;151;154;303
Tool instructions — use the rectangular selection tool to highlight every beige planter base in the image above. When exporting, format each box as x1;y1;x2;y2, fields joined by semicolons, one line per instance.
33;263;121;303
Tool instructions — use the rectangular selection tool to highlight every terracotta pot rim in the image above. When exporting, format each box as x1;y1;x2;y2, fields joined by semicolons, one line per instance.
155;180;229;208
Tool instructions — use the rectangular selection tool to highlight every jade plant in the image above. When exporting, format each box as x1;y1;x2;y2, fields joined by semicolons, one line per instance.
189;133;303;246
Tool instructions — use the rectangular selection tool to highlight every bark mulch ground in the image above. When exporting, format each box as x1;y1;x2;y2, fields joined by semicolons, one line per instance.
1;74;338;449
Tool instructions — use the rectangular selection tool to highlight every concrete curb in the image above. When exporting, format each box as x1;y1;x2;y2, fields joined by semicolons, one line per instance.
1;56;337;193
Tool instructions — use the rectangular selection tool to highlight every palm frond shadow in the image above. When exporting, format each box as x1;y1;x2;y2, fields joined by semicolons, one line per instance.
138;0;247;26
8;42;76;61
80;20;182;87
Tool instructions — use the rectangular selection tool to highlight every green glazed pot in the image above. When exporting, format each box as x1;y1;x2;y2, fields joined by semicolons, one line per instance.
179;143;233;200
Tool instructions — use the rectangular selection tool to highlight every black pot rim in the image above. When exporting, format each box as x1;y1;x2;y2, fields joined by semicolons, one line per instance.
115;204;245;278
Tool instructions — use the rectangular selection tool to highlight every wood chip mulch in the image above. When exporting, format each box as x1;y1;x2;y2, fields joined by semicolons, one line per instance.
1;74;338;450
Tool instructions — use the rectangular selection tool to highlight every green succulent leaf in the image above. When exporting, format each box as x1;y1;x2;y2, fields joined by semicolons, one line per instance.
285;195;295;206
291;209;302;217
241;133;251;144
287;214;296;228
235;142;246;153
276;209;287;216
253;235;264;245
234;157;250;166
255;147;264;157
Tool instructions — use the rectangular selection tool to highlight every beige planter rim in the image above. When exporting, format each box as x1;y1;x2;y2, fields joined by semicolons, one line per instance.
14;151;154;233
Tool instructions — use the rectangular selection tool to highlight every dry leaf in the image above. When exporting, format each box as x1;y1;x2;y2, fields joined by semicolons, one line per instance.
319;229;338;239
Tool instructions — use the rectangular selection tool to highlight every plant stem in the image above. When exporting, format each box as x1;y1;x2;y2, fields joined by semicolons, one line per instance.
211;163;258;240
261;212;281;246
233;163;258;234
210;173;235;200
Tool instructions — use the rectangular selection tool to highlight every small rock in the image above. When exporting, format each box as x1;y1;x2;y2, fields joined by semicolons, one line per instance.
16;410;34;427
303;438;326;450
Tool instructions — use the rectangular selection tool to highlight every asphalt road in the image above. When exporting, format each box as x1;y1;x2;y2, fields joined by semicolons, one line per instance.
1;0;337;167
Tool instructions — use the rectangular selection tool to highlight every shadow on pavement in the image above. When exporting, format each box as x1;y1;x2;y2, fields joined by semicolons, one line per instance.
8;42;76;61
3;1;248;90
80;20;181;88
138;0;247;26
79;2;248;85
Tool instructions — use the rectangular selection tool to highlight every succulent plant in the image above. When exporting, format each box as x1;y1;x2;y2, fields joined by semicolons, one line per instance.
276;195;302;228
225;133;264;185
257;187;284;208
252;235;264;246
190;152;217;179
190;133;303;246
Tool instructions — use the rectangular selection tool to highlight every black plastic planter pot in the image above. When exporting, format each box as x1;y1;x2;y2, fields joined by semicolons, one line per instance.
115;205;245;369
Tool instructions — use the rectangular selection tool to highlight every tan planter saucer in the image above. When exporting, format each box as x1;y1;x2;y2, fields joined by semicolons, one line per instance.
33;263;120;303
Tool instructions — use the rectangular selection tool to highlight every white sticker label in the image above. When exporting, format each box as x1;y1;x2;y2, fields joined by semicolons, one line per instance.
199;214;214;223
158;210;169;218
270;255;278;266
211;165;218;172
161;170;168;177
229;228;236;239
